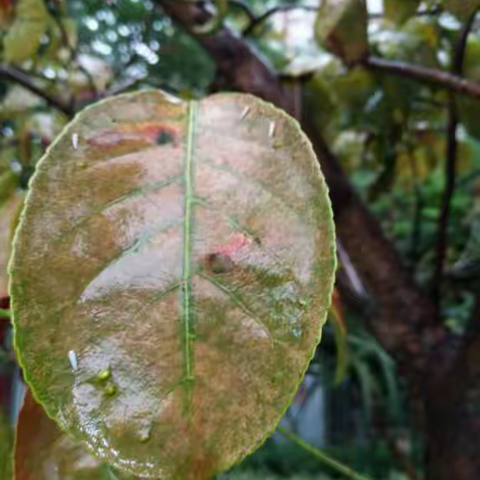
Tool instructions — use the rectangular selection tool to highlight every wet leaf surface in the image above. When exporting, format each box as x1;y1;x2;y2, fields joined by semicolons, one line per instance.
10;91;336;479
15;390;138;480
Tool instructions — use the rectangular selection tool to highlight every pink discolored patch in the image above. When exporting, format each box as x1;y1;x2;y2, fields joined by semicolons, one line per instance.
87;123;179;148
214;233;251;257
205;234;253;275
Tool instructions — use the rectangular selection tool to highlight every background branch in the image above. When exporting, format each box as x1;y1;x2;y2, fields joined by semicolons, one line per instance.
243;4;319;36
229;0;256;22
243;3;442;37
50;10;98;97
0;65;73;116
363;56;480;100
431;9;479;314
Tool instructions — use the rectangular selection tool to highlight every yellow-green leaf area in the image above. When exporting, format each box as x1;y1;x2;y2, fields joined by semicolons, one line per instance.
10;91;336;479
383;0;420;24
315;0;368;65
2;0;50;64
443;0;480;21
0;411;13;480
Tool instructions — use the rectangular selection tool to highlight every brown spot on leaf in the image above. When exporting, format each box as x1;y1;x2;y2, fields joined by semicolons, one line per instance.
205;253;234;275
87;123;179;148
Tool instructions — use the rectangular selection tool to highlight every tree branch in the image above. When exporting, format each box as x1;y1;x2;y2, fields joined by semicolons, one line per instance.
243;4;319;37
243;3;442;37
153;0;294;112
50;9;98;97
228;0;256;22
369;5;442;20
153;0;449;377
363;56;480;100
0;65;73;116
432;9;479;314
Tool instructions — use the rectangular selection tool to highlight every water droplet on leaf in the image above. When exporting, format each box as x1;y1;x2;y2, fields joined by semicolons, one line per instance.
97;368;110;381
68;350;78;371
105;384;117;396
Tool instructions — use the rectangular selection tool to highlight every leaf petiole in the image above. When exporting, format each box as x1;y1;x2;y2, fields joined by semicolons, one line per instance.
278;427;375;480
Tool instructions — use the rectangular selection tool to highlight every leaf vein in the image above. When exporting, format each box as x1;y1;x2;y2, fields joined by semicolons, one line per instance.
181;101;197;400
199;273;274;344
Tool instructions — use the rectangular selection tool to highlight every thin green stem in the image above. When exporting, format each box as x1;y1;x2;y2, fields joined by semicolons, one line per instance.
277;427;375;480
181;100;198;412
0;308;11;318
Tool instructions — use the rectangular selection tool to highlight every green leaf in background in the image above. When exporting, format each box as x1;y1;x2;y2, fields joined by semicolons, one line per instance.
459;37;480;140
0;411;13;480
328;290;349;386
443;0;480;21
0;194;23;298
15;390;138;480
10;90;336;478
0;170;18;210
194;0;228;34
383;0;421;25
314;0;369;65
2;0;50;64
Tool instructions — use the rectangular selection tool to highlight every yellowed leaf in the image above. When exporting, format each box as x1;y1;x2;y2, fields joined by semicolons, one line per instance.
3;0;50;64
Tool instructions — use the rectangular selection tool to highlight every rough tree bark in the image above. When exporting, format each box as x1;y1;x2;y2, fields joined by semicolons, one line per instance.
151;2;480;480
425;297;480;480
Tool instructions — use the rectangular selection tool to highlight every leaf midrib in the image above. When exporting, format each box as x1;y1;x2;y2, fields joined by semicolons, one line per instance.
182;100;197;397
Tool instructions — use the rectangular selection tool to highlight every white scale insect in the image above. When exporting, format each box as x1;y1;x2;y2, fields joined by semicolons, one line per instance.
68;350;78;371
269;121;276;138
240;106;250;121
71;133;79;150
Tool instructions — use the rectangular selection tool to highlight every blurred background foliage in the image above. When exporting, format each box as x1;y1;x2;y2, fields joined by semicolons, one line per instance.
1;0;480;479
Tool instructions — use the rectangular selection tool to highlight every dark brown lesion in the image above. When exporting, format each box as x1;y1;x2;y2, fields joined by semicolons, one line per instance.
86;123;180;149
156;130;175;145
205;253;234;275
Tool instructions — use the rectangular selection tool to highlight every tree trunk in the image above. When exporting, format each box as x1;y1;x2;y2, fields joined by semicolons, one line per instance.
425;304;480;480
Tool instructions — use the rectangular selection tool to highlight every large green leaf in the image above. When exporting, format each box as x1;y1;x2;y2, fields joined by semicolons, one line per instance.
15;390;138;480
443;0;480;21
314;0;368;65
10;91;336;479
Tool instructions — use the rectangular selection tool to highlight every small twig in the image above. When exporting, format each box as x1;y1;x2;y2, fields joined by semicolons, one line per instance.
228;0;255;22
244;3;441;36
369;5;442;20
51;9;98;96
103;76;145;97
278;427;375;480
0;64;73;116
363;56;480;100
413;94;447;109
243;4;319;36
377;420;422;480
432;8;479;313
405;141;424;269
